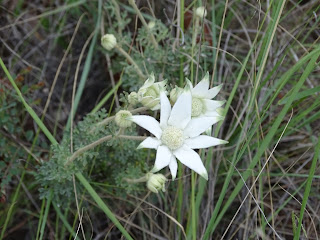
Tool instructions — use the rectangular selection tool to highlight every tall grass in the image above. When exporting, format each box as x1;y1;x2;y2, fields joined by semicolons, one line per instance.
1;0;319;239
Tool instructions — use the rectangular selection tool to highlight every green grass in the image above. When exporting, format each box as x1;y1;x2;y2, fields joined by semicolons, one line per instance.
1;0;319;239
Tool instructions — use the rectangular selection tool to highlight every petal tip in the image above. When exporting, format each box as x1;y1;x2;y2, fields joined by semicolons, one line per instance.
184;78;193;90
203;72;209;82
216;108;225;116
201;171;208;181
220;140;229;145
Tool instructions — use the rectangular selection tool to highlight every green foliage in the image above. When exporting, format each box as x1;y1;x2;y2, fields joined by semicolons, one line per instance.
36;108;149;205
0;78;39;197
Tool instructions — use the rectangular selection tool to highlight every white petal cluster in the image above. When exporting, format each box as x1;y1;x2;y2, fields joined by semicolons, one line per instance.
137;73;167;110
181;72;225;118
130;85;227;180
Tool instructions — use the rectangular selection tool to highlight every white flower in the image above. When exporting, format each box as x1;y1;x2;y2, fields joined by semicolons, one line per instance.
188;72;225;118
137;73;167;110
101;34;117;50
195;6;207;18
146;173;167;193
130;89;227;180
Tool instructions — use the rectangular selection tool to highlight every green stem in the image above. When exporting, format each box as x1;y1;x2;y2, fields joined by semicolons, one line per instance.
53;203;79;240
294;135;320;240
124;176;148;183
39;191;53;240
191;172;196;240
91;79;122;114
0;58;58;145
75;173;134;240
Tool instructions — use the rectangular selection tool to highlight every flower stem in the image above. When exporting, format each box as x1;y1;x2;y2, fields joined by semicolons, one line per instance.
127;0;158;49
65;133;146;166
115;45;146;80
65;135;112;165
118;135;147;141
124;176;148;183
191;172;196;240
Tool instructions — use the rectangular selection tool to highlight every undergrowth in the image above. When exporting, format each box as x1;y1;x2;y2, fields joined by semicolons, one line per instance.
0;0;320;239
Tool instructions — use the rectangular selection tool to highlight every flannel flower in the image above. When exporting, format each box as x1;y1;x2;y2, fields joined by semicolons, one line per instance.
137;73;167;110
130;88;228;180
187;72;225;118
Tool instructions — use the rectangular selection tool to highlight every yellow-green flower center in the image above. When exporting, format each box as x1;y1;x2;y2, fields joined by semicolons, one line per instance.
161;126;184;150
191;98;204;117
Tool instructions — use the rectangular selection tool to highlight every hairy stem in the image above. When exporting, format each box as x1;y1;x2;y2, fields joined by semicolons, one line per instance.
115;45;146;79
65;135;112;165
124;176;148;183
65;133;147;166
128;0;158;49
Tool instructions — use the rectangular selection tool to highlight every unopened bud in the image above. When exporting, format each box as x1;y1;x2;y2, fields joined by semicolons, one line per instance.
101;34;117;51
137;73;167;110
195;7;207;18
148;21;156;29
169;86;183;104
146;173;167;193
115;110;132;128
128;92;139;106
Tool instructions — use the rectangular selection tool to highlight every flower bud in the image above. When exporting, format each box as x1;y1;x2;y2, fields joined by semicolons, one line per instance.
146;173;167;193
115;110;132;128
101;34;117;51
137;73;167;110
128;92;139;106
195;6;207;18
147;21;156;29
169;86;183;104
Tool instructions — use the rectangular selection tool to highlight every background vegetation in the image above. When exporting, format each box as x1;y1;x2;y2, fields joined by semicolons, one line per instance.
0;0;319;239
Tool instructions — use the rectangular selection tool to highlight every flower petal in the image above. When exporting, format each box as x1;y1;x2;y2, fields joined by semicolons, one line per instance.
203;111;221;117
191;72;209;97
130;115;162;139
185;135;228;149
203;99;225;112
173;145;208;180
184;116;224;138
151;145;172;172
168;90;192;129
203;84;223;99
160;92;171;128
137;137;161;149
168;156;178;181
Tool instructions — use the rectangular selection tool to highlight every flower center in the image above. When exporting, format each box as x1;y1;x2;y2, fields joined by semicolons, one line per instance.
191;98;204;117
161;126;184;150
